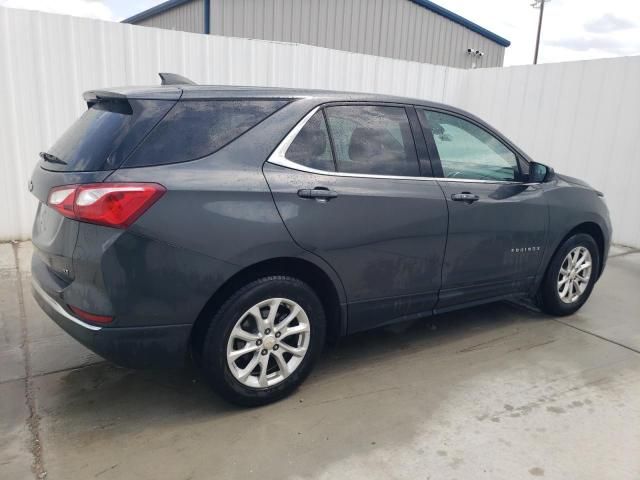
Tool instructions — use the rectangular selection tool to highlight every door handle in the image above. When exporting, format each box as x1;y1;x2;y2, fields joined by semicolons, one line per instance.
451;192;480;203
297;188;338;201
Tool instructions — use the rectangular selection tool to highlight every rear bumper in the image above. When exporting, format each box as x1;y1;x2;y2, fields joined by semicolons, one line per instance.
31;278;191;368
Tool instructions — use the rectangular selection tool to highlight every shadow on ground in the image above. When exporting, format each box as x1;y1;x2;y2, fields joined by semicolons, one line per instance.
41;301;540;424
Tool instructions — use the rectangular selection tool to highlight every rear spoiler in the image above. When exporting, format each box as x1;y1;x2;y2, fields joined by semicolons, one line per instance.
83;90;128;108
82;73;194;108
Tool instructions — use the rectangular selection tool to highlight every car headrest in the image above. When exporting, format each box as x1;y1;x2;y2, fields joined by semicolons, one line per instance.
288;127;327;159
348;127;381;162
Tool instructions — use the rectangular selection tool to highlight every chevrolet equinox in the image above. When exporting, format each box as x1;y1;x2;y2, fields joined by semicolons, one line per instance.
31;74;611;406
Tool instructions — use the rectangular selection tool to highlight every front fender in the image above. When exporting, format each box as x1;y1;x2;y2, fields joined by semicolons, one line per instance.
532;176;611;292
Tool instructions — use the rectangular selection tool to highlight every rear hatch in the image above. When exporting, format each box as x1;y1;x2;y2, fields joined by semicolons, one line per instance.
31;87;181;283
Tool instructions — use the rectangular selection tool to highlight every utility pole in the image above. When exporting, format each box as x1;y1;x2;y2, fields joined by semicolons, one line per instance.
531;0;549;64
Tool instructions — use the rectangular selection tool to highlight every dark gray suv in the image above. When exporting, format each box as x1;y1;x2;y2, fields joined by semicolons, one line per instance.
31;75;611;405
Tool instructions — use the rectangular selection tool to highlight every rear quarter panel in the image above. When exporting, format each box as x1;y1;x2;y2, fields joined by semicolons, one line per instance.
103;98;347;325
106;99;318;266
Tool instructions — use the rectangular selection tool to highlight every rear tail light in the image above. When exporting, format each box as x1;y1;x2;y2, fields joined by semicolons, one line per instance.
48;183;165;228
68;305;113;324
48;186;76;216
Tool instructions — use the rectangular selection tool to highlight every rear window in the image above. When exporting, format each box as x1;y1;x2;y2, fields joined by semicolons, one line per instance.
285;111;335;171
123;99;288;168
44;99;175;172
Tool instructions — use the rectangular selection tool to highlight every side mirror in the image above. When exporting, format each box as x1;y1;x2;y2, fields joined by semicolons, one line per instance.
528;162;553;183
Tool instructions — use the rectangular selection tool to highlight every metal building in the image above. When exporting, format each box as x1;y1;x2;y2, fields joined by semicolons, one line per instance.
123;0;510;68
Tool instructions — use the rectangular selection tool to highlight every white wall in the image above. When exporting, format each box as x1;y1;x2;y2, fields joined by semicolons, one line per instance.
458;58;640;247
1;6;639;247
0;6;462;241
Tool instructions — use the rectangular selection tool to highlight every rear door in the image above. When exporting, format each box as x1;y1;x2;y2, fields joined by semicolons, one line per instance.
264;103;448;333
417;108;548;309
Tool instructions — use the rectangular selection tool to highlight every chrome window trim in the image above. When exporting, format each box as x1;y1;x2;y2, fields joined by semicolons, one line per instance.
32;279;102;331
266;105;528;185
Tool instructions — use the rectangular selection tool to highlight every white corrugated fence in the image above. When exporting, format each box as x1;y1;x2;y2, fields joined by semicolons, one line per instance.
459;59;640;248
0;6;639;246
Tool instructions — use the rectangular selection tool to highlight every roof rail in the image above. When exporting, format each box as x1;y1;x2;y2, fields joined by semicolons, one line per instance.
159;73;197;86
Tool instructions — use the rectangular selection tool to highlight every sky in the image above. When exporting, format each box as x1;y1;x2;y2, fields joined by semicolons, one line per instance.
0;0;639;66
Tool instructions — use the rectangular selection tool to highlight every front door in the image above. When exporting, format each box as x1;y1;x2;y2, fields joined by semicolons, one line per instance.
417;108;548;309
264;104;448;332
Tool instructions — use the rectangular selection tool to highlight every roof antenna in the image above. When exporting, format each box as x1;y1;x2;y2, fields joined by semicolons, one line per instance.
159;73;197;86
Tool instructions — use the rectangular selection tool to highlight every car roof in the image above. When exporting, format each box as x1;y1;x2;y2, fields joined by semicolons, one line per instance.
84;84;451;109
182;85;455;110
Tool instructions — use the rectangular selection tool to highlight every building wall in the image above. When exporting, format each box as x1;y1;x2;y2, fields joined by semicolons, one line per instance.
136;0;203;33
128;0;505;68
211;0;504;68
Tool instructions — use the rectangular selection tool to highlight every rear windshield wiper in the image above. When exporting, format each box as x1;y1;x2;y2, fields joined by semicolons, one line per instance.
39;152;67;165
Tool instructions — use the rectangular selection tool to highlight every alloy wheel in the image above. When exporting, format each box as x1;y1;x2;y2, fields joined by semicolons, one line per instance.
226;298;311;388
557;246;592;304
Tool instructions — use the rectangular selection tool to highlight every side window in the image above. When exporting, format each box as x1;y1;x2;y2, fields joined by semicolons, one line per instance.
285;111;335;171
419;110;519;182
125;100;288;167
324;105;420;176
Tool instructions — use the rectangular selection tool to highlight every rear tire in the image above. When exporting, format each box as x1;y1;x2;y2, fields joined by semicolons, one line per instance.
200;276;325;407
536;233;600;316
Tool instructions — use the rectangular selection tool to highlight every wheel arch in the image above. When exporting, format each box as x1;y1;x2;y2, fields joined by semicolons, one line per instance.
548;221;606;280
190;256;347;360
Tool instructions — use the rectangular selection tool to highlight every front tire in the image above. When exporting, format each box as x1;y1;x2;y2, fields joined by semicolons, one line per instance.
536;233;600;316
200;276;326;406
